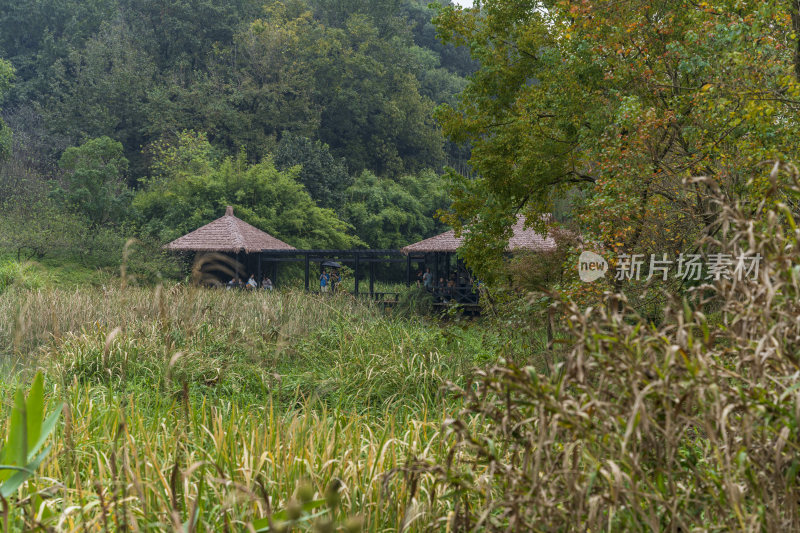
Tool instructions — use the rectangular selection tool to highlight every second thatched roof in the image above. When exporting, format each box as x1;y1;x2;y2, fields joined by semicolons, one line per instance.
401;215;556;254
165;206;296;253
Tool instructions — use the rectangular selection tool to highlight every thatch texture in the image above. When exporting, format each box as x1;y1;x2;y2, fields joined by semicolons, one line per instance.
402;216;556;254
165;206;296;253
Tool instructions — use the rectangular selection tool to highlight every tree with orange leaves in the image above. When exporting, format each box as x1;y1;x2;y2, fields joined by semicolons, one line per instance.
434;0;800;302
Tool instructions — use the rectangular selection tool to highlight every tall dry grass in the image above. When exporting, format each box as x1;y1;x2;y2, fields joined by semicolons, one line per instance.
0;286;377;359
32;382;455;532
0;284;506;530
407;164;800;531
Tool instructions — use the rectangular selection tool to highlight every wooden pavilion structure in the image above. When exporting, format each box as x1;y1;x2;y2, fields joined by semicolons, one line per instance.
401;216;557;304
165;208;556;305
255;249;408;296
402;216;556;272
165;206;296;284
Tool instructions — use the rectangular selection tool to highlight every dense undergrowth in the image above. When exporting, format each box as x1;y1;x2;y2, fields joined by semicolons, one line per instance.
2;287;505;412
0;285;517;530
404;169;800;531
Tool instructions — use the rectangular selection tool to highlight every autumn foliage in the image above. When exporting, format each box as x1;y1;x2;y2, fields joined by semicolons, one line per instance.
434;0;800;301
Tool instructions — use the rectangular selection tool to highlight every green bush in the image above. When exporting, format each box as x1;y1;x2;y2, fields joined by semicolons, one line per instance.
394;286;434;317
0;260;49;293
414;165;800;530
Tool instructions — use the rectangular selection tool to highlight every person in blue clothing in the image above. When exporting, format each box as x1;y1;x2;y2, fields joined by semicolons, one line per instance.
320;270;329;292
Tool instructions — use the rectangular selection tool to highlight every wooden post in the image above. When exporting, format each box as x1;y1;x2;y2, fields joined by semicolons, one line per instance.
257;253;262;282
406;254;412;287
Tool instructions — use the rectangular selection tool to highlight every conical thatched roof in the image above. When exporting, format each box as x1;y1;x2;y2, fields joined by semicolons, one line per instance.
165;206;296;253
401;215;556;254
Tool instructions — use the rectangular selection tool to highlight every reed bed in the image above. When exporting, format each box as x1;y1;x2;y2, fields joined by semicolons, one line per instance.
0;284;498;530
1;286;377;358
32;383;455;532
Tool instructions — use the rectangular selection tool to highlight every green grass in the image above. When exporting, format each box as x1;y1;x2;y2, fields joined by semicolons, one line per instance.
0;255;115;292
0;284;523;531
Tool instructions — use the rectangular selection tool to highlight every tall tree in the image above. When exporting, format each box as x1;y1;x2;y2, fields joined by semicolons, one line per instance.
143;2;321;161
274;132;352;209
0;0;117;100
55;136;131;227
119;0;260;73
134;131;361;248
340;169;449;249
402;0;477;78
2;0;468;184
313;14;445;175
44;20;156;179
309;0;403;31
434;0;800;283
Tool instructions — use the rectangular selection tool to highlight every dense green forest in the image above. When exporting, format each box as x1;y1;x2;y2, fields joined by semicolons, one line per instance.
0;0;473;277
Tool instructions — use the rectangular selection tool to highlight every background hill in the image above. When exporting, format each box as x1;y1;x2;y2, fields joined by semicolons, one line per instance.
0;0;475;280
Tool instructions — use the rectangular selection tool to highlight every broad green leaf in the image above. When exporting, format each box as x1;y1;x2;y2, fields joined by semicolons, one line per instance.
29;404;62;462
251;517;271;531
253;500;327;531
0;466;34;474
0;445;51;499
8;390;28;467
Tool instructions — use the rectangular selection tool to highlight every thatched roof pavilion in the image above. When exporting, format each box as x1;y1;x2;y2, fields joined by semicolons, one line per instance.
165;206;295;285
401;215;556;254
400;216;557;297
165;206;295;253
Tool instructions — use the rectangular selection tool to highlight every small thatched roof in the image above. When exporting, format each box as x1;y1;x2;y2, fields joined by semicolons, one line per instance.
402;215;556;254
165;206;296;253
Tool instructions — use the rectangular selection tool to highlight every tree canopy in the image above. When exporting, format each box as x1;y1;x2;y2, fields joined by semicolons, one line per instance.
273;133;352;209
0;58;13;161
0;0;466;261
133;131;362;249
340;170;449;249
434;0;800;286
55;136;131;227
2;0;471;179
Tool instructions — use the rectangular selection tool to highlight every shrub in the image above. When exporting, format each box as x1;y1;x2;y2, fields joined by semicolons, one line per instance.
0;260;48;293
394;286;434;316
410;163;800;531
